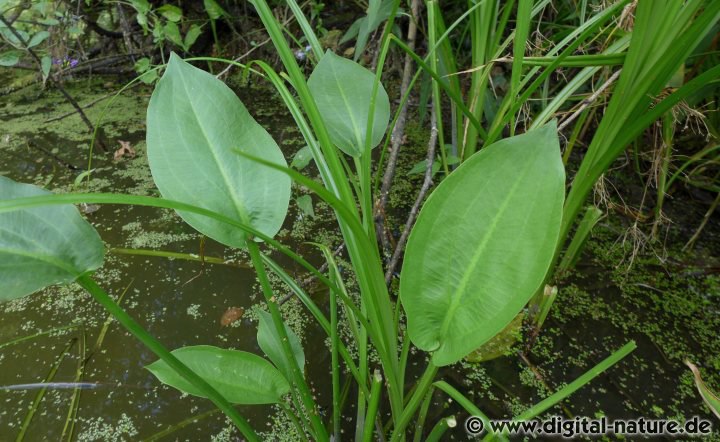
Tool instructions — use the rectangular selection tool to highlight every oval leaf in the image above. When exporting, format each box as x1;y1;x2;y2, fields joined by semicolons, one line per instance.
399;123;565;366
27;31;50;48
156;4;183;22
0;50;22;67
0;177;104;302
146;53;290;248
146;345;290;404
307;50;390;157
256;310;305;381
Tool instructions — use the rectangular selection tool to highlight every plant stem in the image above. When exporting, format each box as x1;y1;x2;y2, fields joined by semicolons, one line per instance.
425;416;456;442
330;260;341;441
363;370;384;442
75;275;259;441
280;401;310;442
412;389;434;442
390;362;439;441
375;0;421;253
246;240;329;441
16;338;75;442
384;104;439;284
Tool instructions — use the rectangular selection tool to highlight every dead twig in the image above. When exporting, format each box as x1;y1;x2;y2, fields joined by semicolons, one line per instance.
374;0;422;254
384;104;438;284
44;87;131;123
558;69;622;132
684;190;720;251
215;38;273;79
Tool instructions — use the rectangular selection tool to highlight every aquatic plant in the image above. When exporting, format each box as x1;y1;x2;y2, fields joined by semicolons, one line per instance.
0;29;632;442
3;0;717;440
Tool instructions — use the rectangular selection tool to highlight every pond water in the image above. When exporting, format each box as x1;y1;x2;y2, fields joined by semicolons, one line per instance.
1;73;718;441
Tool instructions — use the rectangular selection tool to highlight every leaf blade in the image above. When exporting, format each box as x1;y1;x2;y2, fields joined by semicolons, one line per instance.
0;177;104;302
256;310;305;381
400;123;565;366
307;51;390;157
146;54;290;248
146;345;290;404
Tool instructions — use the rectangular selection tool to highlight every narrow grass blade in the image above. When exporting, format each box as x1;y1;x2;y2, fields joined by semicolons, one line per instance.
514;341;636;421
16;338;75;442
425;416;456;442
557;206;603;274
685;361;720;420
362;370;384;442
433;381;507;442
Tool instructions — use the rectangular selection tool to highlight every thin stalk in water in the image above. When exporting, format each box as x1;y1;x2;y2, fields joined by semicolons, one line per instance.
75;275;259;441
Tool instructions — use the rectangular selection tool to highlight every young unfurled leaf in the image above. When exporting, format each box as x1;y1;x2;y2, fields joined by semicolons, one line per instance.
340;0;398;61
686;360;720;420
256;310;305;381
146;54;290;248
146;345;290;404
0;177;105;302
307;51;390;157
400;123;565;366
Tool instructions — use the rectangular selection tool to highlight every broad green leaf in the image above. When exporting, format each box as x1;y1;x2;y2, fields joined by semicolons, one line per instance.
400;123;565;366
686;360;720;420
136;12;148;30
138;69;158;84
0;50;21;67
307;50;390;157
146;54;290;248
146;345;290;404
38;18;60;26
256;311;305;380
407;160;440;177
0;25;28;47
0;177;104;302
156;4;182;22
27;31;50;48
